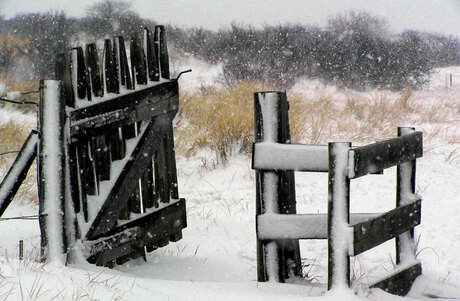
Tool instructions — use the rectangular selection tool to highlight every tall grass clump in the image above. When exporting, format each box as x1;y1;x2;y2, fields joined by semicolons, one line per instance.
176;82;267;164
175;80;432;166
177;81;307;164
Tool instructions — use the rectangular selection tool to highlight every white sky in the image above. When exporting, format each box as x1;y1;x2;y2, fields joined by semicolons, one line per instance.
1;0;459;37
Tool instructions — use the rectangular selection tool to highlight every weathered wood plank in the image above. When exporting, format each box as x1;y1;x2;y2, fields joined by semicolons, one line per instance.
114;36;133;90
103;39;119;94
144;27;159;82
55;52;75;107
141;162;155;209
85;115;170;239
71;47;91;101
69;81;178;138
92;135;111;181
154;136;169;203
155;25;170;79
131;32;147;87
352;198;421;256
86;43;103;97
86;199;186;265
75;140;96;197
0;131;38;217
257;213;380;240
349;132;423;179
370;262;422;296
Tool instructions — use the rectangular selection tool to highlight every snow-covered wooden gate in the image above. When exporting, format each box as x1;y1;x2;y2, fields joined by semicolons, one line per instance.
38;26;187;266
252;91;422;296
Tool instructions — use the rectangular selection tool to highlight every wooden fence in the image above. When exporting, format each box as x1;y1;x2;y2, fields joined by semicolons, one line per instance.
252;91;422;295
37;25;187;266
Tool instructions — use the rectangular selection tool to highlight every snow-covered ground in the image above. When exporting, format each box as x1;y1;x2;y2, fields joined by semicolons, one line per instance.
0;64;459;300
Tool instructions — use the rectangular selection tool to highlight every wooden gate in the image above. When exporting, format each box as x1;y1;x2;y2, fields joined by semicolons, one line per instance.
38;26;187;266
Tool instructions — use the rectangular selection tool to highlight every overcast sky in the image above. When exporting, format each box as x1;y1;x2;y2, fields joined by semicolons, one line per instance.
1;0;459;37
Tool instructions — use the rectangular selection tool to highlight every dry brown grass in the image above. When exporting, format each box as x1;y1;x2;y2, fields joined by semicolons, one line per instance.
176;81;270;164
0;73;39;113
176;80;460;165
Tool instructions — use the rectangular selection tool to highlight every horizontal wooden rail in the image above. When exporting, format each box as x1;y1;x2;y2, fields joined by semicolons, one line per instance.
252;142;328;172
349;132;423;179
370;262;422;296
86;199;186;266
258;213;380;240
0;131;38;217
69;81;178;138
352;198;421;256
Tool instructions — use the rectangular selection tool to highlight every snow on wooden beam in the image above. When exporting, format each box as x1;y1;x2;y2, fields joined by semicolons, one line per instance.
257;213;380;240
349;132;423;179
369;261;422;296
69;81;178;138
252;142;328;172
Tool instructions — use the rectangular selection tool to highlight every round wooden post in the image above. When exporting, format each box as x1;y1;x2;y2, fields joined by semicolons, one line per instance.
396;127;416;264
38;80;67;263
254;91;301;282
328;142;351;290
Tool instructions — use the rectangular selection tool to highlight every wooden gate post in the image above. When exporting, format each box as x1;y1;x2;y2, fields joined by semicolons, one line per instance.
38;80;67;263
327;142;351;290
254;91;301;282
396;127;417;264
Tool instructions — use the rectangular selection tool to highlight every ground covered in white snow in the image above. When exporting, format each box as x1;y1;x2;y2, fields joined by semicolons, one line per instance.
0;65;459;300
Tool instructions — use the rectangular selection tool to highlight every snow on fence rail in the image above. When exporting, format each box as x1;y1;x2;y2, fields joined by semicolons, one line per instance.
37;26;187;267
252;91;423;296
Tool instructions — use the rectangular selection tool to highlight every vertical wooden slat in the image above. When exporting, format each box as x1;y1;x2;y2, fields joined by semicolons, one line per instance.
155;25;170;79
92;135;111;181
327;142;351;290
55;53;75;107
77;141;96;198
71;47;91;102
114;36;133;90
85;43;103;98
154;140;169;203
144;27;159;82
104;39;119;94
141;162;155;209
164;121;179;200
130;32;148;87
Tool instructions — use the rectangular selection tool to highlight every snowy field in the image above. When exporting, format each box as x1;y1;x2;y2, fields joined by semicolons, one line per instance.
0;64;459;300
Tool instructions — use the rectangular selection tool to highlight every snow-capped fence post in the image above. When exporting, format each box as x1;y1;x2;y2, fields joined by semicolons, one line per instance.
396;127;417;264
254;91;301;282
38;79;67;263
327;142;351;290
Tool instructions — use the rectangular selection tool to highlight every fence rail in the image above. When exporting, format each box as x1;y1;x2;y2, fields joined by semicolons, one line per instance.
252;91;423;296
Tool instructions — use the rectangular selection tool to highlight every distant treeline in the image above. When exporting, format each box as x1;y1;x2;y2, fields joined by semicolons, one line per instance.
1;0;459;90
